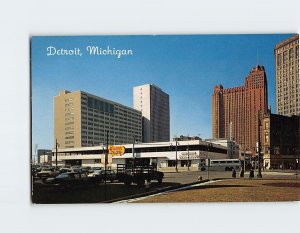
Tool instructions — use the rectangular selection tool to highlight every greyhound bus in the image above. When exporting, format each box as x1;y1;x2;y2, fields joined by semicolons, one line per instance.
208;159;241;171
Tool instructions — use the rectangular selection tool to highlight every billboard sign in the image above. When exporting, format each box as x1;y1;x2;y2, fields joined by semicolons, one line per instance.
108;145;125;156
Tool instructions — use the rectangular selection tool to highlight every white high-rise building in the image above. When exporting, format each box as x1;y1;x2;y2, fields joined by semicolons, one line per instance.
133;84;170;142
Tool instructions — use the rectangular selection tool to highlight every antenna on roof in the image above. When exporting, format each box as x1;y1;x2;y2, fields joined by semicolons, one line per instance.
256;49;259;66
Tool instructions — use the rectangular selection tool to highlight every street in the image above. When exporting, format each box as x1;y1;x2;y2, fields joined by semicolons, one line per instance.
32;170;299;203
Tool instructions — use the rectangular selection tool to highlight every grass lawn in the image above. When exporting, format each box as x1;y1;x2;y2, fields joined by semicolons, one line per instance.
136;179;300;203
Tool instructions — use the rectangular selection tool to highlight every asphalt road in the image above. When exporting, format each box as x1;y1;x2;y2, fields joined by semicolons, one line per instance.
32;170;299;204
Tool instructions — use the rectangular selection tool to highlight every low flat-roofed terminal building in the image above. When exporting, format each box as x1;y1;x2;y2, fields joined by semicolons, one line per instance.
51;140;233;171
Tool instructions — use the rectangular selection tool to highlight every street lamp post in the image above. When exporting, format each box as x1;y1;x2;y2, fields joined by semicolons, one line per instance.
240;141;246;172
198;139;201;171
104;130;108;201
55;139;59;169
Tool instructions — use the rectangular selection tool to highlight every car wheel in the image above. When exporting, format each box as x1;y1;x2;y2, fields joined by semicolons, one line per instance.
158;177;162;184
124;180;132;186
137;178;145;187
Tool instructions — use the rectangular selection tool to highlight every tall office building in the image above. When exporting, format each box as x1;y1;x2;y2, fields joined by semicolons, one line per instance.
54;90;142;149
212;65;268;155
133;84;170;142
275;34;299;116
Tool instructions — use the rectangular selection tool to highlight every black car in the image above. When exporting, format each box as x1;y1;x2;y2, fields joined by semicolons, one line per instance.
45;172;90;188
89;170;117;183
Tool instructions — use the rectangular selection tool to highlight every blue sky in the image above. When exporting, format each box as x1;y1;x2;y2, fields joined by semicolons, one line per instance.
31;34;294;150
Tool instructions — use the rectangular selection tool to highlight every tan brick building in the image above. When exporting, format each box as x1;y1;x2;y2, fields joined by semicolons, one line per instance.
274;34;299;116
212;65;268;155
54;90;142;149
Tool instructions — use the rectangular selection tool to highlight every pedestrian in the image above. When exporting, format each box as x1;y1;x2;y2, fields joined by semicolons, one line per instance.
232;168;236;178
249;168;254;179
240;168;244;178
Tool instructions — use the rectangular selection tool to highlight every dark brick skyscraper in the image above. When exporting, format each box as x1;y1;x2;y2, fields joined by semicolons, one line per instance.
212;65;268;155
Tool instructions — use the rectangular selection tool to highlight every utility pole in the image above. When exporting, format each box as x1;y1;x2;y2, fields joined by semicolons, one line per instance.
55;140;58;169
257;110;262;178
175;137;178;172
132;136;135;170
207;143;210;180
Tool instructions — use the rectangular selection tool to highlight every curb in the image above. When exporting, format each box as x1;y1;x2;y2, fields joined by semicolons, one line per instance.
103;179;226;203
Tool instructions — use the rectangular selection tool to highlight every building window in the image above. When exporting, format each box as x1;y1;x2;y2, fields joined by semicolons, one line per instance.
289;48;294;62
167;160;176;167
265;122;269;129
265;133;269;143
283;51;288;64
274;146;280;155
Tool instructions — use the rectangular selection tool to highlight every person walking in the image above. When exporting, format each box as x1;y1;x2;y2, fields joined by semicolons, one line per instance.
232;168;236;178
240;167;244;178
249;168;254;179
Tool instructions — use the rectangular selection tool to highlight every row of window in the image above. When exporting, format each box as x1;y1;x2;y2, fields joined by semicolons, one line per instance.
56;145;227;156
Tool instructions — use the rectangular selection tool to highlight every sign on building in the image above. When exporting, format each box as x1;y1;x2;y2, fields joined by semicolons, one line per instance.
108;145;125;156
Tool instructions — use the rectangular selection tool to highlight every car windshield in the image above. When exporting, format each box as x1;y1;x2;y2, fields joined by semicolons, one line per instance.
56;173;69;178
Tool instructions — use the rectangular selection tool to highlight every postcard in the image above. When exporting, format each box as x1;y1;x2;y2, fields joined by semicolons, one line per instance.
31;34;300;203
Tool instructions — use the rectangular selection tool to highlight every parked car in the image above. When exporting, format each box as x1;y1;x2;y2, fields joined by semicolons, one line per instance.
88;170;117;183
45;172;90;188
36;167;59;179
88;170;102;177
32;165;42;177
70;166;92;174
58;167;73;174
100;170;117;182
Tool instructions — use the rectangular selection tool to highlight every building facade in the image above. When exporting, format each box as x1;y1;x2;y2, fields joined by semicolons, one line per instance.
275;34;299;116
52;140;231;171
212;65;268;155
54;90;142;149
262;113;300;169
37;149;52;164
205;138;240;160
133;84;170;142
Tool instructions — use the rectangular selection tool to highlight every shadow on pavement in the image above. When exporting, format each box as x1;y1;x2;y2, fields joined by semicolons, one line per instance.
32;181;181;204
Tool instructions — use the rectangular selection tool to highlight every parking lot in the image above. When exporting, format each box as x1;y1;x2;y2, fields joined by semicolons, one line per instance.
32;166;299;203
32;175;186;204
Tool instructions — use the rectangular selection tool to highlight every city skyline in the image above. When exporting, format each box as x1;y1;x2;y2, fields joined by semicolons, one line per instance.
31;34;295;150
